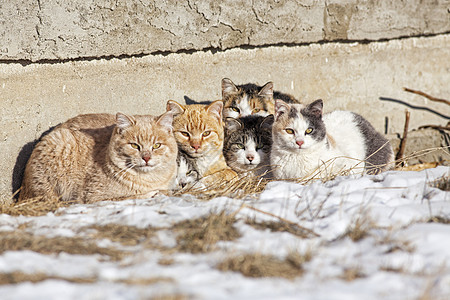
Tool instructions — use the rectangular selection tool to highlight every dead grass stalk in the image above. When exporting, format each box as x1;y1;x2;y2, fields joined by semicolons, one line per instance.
173;211;241;253
0;231;127;261
217;250;312;279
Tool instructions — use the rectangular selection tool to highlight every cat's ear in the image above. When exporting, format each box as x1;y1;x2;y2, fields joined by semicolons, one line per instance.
166;100;185;116
116;113;136;131
222;78;238;98
258;82;274;99
206;100;223;123
307;99;323;118
156;111;175;132
274;99;290;121
260;114;274;129
224;117;242;132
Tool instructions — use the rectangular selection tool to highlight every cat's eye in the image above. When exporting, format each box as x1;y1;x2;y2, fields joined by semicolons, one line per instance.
180;131;190;137
285;128;294;135
130;143;140;150
256;143;264;150
186;170;195;176
235;143;244;149
305;128;313;134
153;143;161;149
202;131;211;137
231;107;240;113
252;108;261;114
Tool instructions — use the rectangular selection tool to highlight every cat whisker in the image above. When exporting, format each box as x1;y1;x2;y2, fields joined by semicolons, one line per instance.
113;164;136;182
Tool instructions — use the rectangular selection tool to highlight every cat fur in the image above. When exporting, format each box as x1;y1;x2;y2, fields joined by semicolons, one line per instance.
19;110;178;202
167;100;237;185
221;78;299;119
223;115;274;177
271;99;394;180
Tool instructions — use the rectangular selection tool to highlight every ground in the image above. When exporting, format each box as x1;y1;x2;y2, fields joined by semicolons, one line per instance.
0;166;449;300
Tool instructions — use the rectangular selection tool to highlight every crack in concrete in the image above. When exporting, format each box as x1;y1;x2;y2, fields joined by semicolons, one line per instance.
1;31;449;66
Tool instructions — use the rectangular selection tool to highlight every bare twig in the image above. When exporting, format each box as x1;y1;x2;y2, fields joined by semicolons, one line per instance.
403;87;450;106
418;125;450;131
396;110;411;162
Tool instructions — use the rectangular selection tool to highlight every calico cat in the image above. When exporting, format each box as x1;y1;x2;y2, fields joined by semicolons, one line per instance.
19;109;179;203
223;115;274;176
167;100;237;185
221;78;299;119
271;99;394;179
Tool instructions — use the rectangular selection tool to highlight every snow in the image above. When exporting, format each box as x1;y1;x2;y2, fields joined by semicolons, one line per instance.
0;166;449;300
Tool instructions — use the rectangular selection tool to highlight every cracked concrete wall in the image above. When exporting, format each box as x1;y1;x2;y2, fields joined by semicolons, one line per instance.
0;1;449;200
1;0;449;61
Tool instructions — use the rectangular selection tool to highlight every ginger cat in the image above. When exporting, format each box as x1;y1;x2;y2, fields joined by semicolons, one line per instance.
167;100;237;186
19;109;179;203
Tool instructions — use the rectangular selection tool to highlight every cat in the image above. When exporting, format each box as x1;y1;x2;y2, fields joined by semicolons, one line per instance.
167;99;237;185
19;109;179;203
223;115;274;177
271;99;395;180
221;77;299;119
173;152;201;191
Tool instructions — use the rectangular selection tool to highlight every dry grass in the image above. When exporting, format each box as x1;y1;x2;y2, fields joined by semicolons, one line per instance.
245;218;312;238
0;270;173;286
0;231;127;261
340;266;366;281
150;295;190;300
173;211;241;253
0;271;97;285
427;216;450;224
217;250;312;279
173;172;270;201
117;276;174;285
429;175;450;192
342;214;375;242
0;196;73;217
379;264;407;274
85;224;156;246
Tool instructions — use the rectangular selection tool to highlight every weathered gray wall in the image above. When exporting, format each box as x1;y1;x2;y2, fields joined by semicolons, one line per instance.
1;0;449;61
1;1;449;201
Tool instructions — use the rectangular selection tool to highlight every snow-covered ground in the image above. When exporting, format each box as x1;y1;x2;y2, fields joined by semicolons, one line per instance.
0;166;449;300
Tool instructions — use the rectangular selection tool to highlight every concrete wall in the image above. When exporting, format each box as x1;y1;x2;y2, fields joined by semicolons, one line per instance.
2;0;449;61
1;1;449;200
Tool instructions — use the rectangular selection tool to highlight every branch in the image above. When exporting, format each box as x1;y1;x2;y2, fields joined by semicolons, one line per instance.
396;109;410;162
403;87;450;106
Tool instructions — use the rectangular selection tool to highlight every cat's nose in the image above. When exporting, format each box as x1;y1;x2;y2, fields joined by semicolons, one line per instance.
247;155;254;162
296;140;304;148
191;144;201;151
142;154;151;163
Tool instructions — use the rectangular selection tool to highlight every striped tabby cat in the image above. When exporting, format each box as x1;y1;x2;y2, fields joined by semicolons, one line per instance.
19;109;179;202
167;100;237;185
223;115;274;177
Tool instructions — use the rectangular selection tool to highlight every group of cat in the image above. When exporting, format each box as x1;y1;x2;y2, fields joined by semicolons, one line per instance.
19;78;394;203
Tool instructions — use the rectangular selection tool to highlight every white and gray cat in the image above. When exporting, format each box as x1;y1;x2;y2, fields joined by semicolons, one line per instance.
271;99;395;179
223;115;274;177
173;152;201;190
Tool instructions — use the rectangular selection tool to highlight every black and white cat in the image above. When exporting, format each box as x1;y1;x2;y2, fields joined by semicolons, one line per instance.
173;153;200;190
224;115;274;176
221;78;299;119
271;99;394;179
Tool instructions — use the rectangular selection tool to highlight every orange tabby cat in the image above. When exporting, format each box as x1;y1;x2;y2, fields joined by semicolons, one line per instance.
167;100;237;185
19;109;178;203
